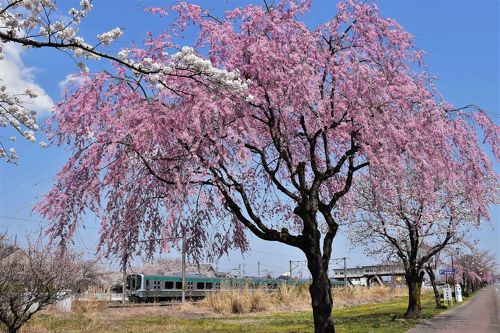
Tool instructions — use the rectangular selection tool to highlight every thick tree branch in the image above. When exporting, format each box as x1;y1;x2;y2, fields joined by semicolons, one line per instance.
210;166;303;247
245;143;300;202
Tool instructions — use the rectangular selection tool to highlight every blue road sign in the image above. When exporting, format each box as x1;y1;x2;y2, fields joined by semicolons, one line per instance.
439;269;456;275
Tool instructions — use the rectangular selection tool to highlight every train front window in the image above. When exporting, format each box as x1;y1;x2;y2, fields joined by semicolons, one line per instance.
126;276;131;290
136;275;142;289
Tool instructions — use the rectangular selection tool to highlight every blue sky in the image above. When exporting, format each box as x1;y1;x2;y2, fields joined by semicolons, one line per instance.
0;0;498;277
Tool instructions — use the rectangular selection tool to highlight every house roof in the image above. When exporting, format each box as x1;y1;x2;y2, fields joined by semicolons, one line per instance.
0;244;21;261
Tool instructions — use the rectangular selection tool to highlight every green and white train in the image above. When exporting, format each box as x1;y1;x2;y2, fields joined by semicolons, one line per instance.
125;273;308;303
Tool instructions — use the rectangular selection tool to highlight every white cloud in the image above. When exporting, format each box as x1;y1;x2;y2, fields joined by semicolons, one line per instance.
59;73;86;91
0;42;54;116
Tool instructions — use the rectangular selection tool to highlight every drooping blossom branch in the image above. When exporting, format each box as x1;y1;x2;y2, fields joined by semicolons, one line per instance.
0;0;251;161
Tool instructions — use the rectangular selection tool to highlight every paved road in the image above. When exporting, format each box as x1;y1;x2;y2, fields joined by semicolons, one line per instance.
406;284;500;333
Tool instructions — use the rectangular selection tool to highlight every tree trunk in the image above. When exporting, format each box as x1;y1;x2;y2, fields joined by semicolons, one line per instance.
462;277;469;297
305;250;335;332
425;266;442;308
404;270;424;319
8;326;19;333
309;269;334;332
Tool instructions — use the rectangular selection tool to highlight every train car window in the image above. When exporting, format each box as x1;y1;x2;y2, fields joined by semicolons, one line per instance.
165;281;174;289
187;282;193;290
215;282;220;289
196;282;205;289
175;282;182;289
146;280;149;288
206;282;213;289
131;277;136;289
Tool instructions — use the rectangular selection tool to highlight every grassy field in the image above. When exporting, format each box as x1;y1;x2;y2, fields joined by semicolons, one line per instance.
199;284;408;314
16;289;461;333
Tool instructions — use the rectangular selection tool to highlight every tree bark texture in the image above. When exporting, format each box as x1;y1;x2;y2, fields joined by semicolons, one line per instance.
425;266;442;308
404;270;424;319
306;251;335;333
8;324;20;333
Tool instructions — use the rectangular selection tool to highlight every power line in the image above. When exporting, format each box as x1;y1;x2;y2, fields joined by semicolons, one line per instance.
250;249;304;259
0;215;47;224
0;215;100;231
33;174;57;186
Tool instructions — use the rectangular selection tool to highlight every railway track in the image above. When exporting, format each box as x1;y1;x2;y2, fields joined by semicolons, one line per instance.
107;301;197;308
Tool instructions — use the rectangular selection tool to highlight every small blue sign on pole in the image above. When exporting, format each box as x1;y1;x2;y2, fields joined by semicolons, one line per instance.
439;269;456;275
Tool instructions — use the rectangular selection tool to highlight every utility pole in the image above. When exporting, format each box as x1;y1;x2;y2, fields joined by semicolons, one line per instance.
121;257;128;305
122;268;126;305
257;262;260;278
343;257;347;287
324;257;349;287
181;235;186;303
242;263;245;277
451;253;454;285
289;260;305;279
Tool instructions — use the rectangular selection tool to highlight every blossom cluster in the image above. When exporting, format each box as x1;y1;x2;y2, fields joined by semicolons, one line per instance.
172;46;250;92
0;0;115;160
1;0;91;39
97;28;123;46
0;0;101;62
0;84;46;162
115;46;251;96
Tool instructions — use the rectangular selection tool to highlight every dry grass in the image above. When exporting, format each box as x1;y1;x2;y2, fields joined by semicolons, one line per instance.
200;288;276;314
200;284;405;315
72;299;109;313
18;290;447;333
200;284;313;314
333;285;407;308
18;285;409;332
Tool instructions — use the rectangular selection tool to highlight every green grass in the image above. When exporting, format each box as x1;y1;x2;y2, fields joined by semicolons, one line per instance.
19;292;462;333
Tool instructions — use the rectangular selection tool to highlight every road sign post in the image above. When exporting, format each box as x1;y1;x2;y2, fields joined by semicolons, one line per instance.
439;269;456;275
440;284;453;305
